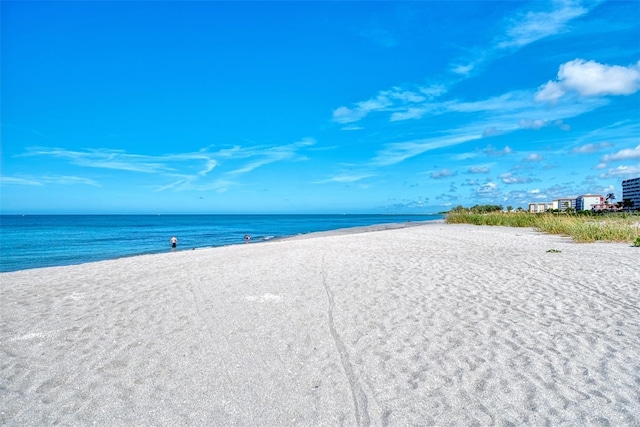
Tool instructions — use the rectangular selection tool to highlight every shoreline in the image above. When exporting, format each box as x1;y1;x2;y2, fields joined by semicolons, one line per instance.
2;222;639;425
0;219;444;274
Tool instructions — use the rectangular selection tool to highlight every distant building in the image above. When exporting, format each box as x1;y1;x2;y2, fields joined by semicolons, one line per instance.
622;177;640;209
552;198;576;211
529;202;553;213
575;194;603;211
591;202;621;212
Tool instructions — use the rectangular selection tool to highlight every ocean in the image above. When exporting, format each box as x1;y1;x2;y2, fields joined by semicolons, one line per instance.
0;214;443;272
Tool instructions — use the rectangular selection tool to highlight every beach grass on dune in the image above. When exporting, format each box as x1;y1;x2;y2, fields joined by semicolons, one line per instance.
445;211;640;243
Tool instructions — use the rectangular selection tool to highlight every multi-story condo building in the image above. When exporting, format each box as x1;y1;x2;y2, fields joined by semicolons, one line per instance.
575;194;603;211
528;202;553;213
552;198;576;211
622;177;640;209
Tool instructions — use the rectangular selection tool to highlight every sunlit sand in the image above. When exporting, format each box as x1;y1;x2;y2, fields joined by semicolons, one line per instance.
2;222;639;425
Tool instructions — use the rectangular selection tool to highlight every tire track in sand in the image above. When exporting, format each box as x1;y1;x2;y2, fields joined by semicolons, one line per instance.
321;258;370;427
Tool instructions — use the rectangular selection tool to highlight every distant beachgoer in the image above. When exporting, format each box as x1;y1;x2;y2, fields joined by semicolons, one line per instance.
170;236;178;248
244;234;251;243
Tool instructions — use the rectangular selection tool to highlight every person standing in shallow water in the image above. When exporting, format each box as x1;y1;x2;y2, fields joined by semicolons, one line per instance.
170;236;178;249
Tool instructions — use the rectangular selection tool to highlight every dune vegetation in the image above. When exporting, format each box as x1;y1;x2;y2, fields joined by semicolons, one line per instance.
445;206;640;244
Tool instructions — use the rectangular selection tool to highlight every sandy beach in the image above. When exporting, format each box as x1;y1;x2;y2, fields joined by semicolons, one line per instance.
1;222;639;426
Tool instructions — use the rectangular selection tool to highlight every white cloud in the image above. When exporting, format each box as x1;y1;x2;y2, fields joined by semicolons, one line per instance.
602;145;640;162
477;182;498;194
571;142;612;154
484;145;513;156
523;153;543;162
535;81;566;103
468;166;490;174
519;119;546;130
430;169;456;179
499;172;532;184
598;164;640;179
331;2;603;131
536;59;640;102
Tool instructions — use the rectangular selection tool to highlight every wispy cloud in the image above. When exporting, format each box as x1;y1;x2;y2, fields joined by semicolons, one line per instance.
0;175;99;187
445;1;597;81
19;138;316;192
226;138;315;175
332;1;604;134
44;176;101;186
332;96;393;124
340;125;364;131
0;176;43;186
571;142;613;153
155;177;236;193
497;0;591;49
371;133;483;167
315;173;375;184
23;147;178;174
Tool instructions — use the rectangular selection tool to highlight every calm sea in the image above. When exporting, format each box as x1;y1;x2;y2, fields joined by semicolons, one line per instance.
0;214;443;272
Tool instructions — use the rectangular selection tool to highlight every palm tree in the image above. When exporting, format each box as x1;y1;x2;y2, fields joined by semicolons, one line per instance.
605;193;615;204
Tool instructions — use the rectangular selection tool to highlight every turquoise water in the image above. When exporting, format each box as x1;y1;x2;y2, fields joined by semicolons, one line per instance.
0;214;442;272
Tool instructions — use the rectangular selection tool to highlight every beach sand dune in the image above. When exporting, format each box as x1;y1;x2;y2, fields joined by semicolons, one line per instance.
1;223;639;426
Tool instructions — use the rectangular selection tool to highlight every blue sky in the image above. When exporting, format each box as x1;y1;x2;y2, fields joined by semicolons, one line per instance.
1;1;639;214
